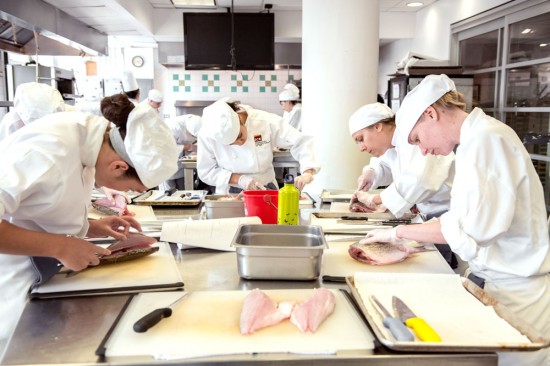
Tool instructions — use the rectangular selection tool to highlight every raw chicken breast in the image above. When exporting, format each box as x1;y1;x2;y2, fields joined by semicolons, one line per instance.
348;242;418;265
240;289;294;335
290;288;336;333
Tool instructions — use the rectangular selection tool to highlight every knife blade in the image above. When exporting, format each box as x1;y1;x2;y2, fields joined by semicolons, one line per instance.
392;296;441;342
371;295;414;342
155;187;177;200
133;292;189;332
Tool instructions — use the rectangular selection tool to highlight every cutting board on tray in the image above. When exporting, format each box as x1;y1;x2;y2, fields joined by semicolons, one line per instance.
102;289;374;360
321;238;454;279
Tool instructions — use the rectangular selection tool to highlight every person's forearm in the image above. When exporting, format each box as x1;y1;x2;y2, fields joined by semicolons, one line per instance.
396;219;447;244
0;221;68;258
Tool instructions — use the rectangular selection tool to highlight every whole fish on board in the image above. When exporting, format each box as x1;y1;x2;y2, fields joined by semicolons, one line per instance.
64;233;158;277
92;194;134;216
348;242;433;265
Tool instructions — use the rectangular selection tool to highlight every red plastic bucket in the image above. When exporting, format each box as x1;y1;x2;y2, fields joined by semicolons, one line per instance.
243;190;279;224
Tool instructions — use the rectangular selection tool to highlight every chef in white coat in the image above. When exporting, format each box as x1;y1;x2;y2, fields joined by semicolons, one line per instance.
197;98;319;194
141;89;163;112
0;95;178;351
279;83;302;131
361;74;550;366
161;114;202;190
0;82;65;141
349;102;454;219
121;71;140;105
349;102;457;267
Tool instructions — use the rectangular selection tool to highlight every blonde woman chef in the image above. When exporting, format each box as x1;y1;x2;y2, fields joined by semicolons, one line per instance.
197;98;319;194
361;74;549;366
0;97;178;350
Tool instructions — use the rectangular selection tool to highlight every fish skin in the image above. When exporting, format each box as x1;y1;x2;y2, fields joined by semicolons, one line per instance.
348;242;419;265
349;201;375;213
240;289;294;335
290;288;336;333
92;194;134;216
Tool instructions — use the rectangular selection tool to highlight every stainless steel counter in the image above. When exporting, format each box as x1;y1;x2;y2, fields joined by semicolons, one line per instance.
1;204;497;366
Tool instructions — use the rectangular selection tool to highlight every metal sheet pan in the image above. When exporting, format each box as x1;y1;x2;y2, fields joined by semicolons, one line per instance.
346;276;550;353
132;190;206;206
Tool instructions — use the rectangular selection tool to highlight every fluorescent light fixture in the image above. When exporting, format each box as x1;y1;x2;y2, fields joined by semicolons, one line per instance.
407;2;424;7
540;43;548;47
521;28;532;34
171;0;216;8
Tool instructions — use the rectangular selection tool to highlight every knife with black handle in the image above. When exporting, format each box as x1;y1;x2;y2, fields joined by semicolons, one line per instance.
133;293;188;332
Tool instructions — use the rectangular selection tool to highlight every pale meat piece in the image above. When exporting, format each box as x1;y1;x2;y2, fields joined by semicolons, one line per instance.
290;288;336;333
240;289;294;335
349;201;386;213
348;242;419;265
92;194;134;216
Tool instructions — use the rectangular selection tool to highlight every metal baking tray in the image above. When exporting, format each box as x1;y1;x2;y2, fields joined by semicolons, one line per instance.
132;190;206;206
320;188;355;203
231;224;327;280
203;195;245;219
346;276;550;353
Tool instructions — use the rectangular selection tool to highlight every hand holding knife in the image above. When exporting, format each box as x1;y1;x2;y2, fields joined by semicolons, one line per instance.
133;293;189;332
392;296;441;342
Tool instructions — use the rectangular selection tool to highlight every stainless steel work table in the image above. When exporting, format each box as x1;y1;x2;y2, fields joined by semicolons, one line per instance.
1;204;497;366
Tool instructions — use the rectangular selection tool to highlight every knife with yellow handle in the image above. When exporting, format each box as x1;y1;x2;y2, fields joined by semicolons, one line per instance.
392;296;442;342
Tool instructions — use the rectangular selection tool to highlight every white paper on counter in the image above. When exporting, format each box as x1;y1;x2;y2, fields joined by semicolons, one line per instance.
353;272;531;345
160;216;262;251
104;289;374;360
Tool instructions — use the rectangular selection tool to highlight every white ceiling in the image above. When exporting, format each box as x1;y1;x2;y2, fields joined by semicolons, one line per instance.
41;0;437;47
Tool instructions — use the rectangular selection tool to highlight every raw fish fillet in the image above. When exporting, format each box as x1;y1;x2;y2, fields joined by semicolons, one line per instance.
349;201;386;213
290;288;336;333
92;194;134;216
348;242;419;265
240;289;294;335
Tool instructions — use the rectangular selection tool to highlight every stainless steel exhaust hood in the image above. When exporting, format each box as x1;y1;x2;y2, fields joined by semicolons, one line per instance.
0;0;107;56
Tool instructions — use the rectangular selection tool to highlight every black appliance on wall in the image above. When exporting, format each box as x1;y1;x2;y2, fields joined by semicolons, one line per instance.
183;12;274;70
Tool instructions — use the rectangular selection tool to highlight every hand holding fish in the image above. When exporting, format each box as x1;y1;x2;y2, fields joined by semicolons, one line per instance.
86;216;142;241
360;226;411;246
58;236;111;271
351;191;381;210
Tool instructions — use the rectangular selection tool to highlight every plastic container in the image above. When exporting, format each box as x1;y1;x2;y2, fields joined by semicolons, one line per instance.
277;174;299;225
231;224;327;280
242;190;279;224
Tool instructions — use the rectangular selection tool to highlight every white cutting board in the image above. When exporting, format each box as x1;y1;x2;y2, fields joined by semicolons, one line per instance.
322;238;454;277
105;289;374;359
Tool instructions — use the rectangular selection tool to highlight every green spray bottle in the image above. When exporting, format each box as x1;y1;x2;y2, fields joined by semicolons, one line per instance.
278;174;299;225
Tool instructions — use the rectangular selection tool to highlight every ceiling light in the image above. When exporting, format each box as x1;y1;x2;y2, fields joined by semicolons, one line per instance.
521;28;532;34
171;0;216;8
540;43;548;47
407;2;424;7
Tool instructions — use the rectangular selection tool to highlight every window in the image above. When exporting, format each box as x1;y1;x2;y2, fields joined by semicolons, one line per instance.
452;1;550;210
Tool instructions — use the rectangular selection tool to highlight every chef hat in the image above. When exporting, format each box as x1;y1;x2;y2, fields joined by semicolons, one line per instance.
109;103;178;188
348;102;394;136
13;82;64;124
279;83;300;101
185;115;202;137
202;99;240;145
148;89;163;103
121;71;139;92
394;74;456;145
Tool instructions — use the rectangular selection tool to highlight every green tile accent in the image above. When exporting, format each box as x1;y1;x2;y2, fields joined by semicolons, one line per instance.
243;86;248;93
231;86;237;93
173;86;179;92
260;75;266;81
185;74;191;80
172;74;179;80
270;75;277;81
185;86;191;92
260;86;266;93
202;86;208;92
243;75;249;81
271;86;277;93
231;75;237;81
202;74;208;80
214;74;220;81
214;86;220;93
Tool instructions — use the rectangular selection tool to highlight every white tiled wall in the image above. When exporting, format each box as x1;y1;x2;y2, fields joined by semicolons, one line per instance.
162;68;302;117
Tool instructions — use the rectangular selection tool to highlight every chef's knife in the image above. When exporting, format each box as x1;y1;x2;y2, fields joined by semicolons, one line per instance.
155;187;177;200
392;296;441;342
133;292;188;332
371;295;414;342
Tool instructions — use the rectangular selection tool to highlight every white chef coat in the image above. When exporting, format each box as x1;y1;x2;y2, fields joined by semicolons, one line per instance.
0;111;25;141
0;111;108;343
283;103;302;131
366;142;454;218
197;107;320;194
439;108;549;365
